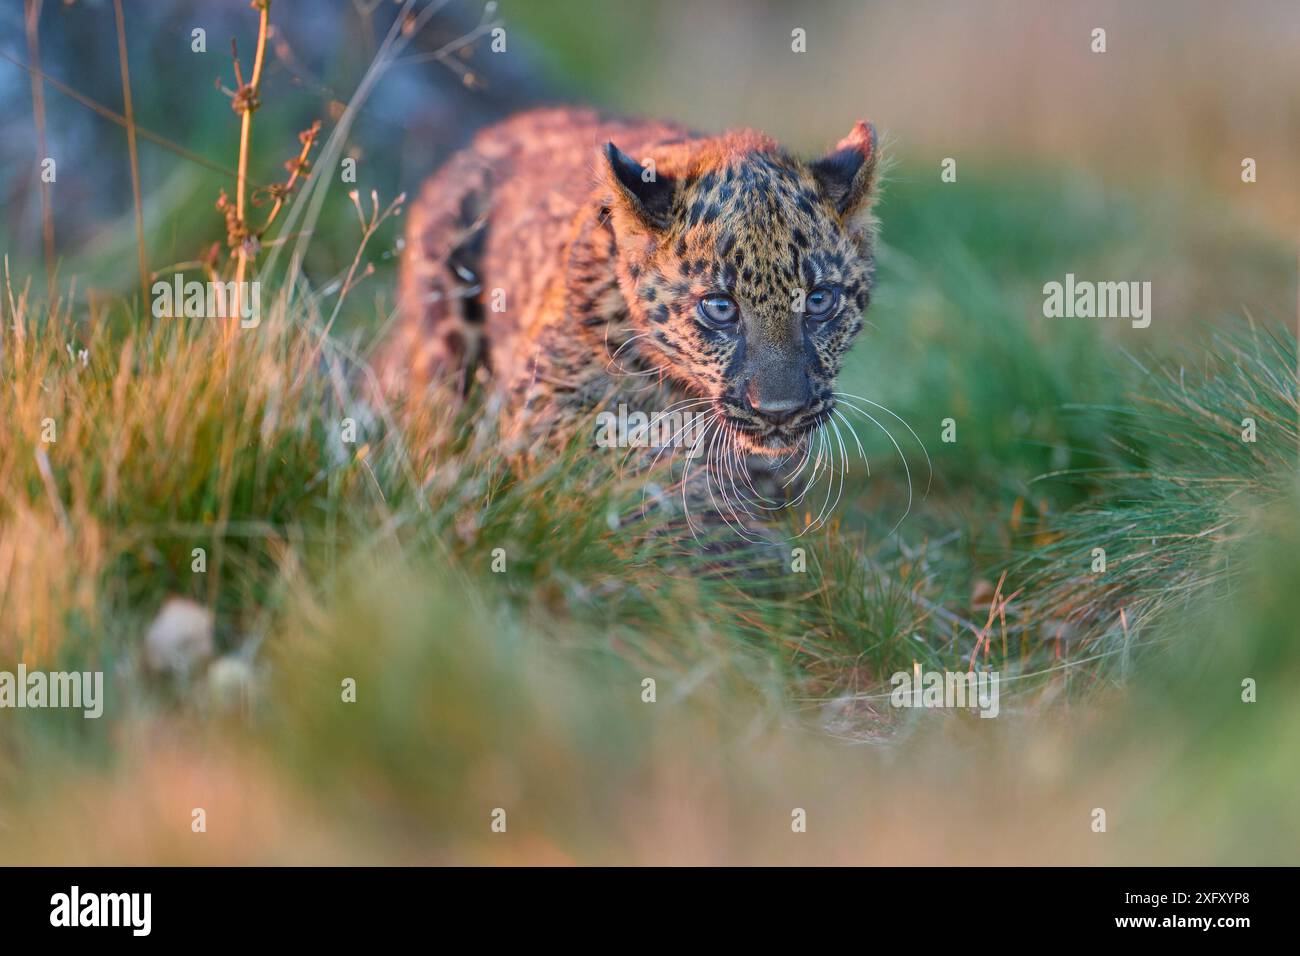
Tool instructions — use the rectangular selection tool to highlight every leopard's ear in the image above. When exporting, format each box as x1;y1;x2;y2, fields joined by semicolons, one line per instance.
603;142;675;232
810;121;878;221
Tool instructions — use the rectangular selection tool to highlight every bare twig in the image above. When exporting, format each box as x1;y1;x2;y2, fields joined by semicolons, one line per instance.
113;0;149;309
257;120;322;238
23;0;55;300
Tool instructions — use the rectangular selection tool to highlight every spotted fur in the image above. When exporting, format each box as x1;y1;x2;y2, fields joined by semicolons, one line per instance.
382;107;880;464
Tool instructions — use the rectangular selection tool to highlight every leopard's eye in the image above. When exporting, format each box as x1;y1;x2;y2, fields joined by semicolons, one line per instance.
805;285;841;321
698;293;740;329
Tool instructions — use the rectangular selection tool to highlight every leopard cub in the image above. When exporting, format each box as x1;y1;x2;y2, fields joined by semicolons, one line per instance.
382;108;881;530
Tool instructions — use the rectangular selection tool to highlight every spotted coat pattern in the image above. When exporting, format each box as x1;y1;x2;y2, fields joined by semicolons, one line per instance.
382;107;881;465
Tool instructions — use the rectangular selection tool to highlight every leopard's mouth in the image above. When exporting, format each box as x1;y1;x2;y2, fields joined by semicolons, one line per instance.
723;411;826;456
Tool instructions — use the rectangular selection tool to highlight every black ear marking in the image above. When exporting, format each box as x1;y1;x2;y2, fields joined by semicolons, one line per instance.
809;121;878;217
604;141;675;230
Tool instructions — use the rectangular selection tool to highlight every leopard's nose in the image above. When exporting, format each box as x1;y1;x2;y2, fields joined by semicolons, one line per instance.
752;398;804;426
745;379;808;427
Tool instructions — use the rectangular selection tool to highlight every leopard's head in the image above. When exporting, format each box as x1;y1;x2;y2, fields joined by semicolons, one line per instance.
603;122;880;455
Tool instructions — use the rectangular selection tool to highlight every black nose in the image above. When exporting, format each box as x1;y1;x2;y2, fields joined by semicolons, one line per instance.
745;378;809;427
750;397;804;426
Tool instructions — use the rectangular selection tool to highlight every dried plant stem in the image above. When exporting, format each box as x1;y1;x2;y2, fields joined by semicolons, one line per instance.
24;0;54;300
112;0;149;310
259;120;320;239
230;1;272;336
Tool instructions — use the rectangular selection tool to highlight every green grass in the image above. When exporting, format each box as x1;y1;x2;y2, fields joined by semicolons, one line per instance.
1017;323;1298;669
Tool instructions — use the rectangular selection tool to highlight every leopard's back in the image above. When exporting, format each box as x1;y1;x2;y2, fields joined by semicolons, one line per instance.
384;108;689;396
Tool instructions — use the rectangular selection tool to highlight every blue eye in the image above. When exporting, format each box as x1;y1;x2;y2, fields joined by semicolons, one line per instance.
698;293;739;328
805;285;841;321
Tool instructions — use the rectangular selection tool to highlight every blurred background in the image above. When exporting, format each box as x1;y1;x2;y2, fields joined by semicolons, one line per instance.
3;0;1296;310
0;0;1297;865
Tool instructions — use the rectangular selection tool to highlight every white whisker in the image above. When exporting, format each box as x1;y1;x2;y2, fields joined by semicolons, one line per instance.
833;395;914;536
603;329;659;377
832;407;869;476
680;414;721;540
834;390;933;496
